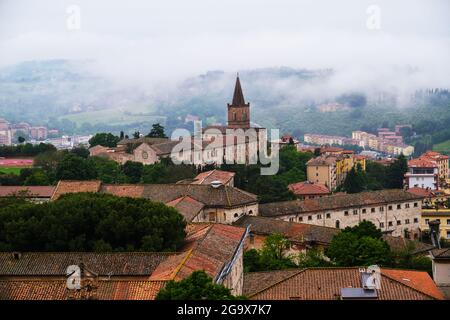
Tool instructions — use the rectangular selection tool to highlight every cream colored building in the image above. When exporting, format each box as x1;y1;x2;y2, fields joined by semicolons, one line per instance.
259;190;424;238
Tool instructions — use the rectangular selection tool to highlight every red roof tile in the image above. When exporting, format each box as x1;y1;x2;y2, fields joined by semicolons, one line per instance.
288;181;330;196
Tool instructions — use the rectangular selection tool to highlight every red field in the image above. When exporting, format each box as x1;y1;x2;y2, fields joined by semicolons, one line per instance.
0;158;34;167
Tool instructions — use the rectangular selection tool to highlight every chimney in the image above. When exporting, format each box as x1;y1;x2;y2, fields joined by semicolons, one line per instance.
210;180;223;189
12;252;21;260
428;220;441;249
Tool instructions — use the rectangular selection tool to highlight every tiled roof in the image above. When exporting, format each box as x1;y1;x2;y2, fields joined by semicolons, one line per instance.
422;151;449;161
0;280;165;300
245;268;444;300
166;195;205;222
0;252;173;276
51;180;102;200
51;181;257;208
259;189;424;217
408;157;437;168
117;137;169;146
243;269;301;297
430;248;450;259
234;216;338;245
288;181;330;196
407;187;435;198
382;235;434;254
306;154;340;166
150;223;246;282
192;170;235;185
0;186;55;198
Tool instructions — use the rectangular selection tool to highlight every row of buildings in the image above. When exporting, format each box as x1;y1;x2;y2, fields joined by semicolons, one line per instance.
303;126;414;157
0;118;53;145
0;178;448;299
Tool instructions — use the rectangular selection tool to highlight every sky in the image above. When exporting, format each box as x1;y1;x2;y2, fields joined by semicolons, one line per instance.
0;0;449;90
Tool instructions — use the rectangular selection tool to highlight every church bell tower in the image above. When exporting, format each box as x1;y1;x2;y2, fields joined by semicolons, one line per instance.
227;74;250;129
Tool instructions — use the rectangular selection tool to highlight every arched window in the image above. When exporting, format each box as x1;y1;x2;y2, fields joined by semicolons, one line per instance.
248;210;253;215
335;220;340;229
233;112;237;121
234;213;239;218
223;213;227;221
242;111;246;120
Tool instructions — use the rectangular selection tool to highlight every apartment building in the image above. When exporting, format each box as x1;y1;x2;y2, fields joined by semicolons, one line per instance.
405;157;439;190
259;189;424;238
306;153;366;191
421;209;450;240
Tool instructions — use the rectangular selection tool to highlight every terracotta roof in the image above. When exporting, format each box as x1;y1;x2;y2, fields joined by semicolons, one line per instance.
52;181;257;208
234;216;338;245
0;280;165;300
382;235;434;254
259;189;424;217
407;187;434;198
117;137;169;146
245;268;444;300
150;223;246;282
0;252;174;276
430;248;450;259
408;157;438;168
0;186;55;198
288;181;330;196
192;170;235;185
166;195;205;222
51;180;102;200
422;150;449;161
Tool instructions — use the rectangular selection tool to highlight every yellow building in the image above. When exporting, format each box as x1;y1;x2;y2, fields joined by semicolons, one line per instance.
421;209;450;240
307;154;366;191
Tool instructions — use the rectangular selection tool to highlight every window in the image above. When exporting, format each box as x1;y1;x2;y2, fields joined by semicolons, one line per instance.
289;217;294;222
326;213;331;219
233;112;236;121
371;208;375;213
414;218;419;223
335;220;340;229
388;205;393;211
344;211;349;216
414;202;418;207
308;216;312;221
353;209;358;215
317;214;322;220
388;221;393;227
298;216;303;222
397;204;401;209
379;207;384;212
425;219;429;225
362;209;366;214
233;213;239;218
447;231;450;240
405;219;410;225
380;222;384;228
208;212;216;222
397;220;401;226
405;203;410;208
447;219;450;226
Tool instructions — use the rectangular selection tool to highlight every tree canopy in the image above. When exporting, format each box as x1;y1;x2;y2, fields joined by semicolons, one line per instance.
156;271;243;300
146;123;167;138
88;132;120;148
0;193;186;252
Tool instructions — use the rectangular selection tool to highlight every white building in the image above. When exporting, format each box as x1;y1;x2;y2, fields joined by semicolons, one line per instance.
405;157;439;190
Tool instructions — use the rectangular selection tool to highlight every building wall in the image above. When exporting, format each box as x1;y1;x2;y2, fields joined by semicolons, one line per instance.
307;165;334;190
274;200;422;238
432;261;450;285
222;244;244;295
133;143;160;165
421;210;450;240
195;203;258;224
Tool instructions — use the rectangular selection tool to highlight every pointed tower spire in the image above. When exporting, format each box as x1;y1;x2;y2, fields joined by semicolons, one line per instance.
232;73;246;106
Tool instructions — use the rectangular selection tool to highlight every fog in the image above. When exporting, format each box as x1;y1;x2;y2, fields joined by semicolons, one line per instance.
0;0;449;102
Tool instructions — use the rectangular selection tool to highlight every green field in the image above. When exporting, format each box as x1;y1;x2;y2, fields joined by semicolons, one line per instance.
59;107;163;126
0;167;23;175
433;140;450;155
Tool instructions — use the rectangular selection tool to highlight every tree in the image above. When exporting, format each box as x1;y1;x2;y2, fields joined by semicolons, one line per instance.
0;193;186;252
156;271;242;300
342;165;367;194
146;123;167;138
18;136;25;144
122;161;143;183
243;234;297;272
70;146;90;159
133;131;140;139
23;170;51;186
385;154;408;188
56;154;97;180
89;157;127;184
326;221;391;267
88;133;120;148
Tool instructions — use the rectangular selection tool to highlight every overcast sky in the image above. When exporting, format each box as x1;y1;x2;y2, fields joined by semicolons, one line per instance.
0;0;449;88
